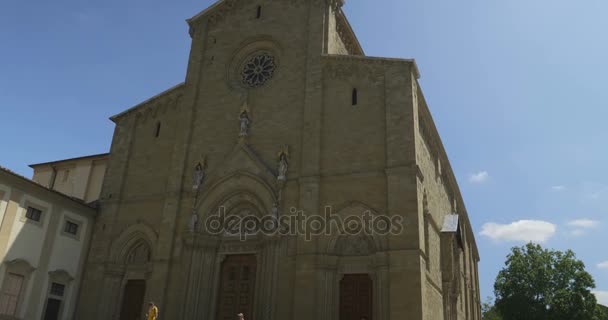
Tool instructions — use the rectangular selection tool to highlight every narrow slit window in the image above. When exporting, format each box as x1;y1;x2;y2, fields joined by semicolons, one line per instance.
256;6;262;19
352;88;358;106
155;122;161;138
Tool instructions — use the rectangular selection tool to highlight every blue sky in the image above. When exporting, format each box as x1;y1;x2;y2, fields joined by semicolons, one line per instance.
1;0;607;305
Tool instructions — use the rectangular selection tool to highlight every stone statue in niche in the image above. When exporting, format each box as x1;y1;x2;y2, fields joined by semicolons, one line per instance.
193;162;205;190
238;103;251;138
277;145;289;181
271;202;279;220
189;211;199;233
239;111;250;137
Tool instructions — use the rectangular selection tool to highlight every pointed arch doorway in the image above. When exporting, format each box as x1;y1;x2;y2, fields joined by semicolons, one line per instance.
216;254;257;320
119;280;146;320
339;274;373;320
116;239;152;320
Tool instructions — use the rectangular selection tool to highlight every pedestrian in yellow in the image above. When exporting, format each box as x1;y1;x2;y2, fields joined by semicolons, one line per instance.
146;302;158;320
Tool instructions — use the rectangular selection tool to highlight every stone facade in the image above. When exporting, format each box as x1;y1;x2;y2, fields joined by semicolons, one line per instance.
76;0;481;319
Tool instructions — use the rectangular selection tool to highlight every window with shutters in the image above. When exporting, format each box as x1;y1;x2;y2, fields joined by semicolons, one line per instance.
0;273;24;316
61;217;83;240
25;207;42;222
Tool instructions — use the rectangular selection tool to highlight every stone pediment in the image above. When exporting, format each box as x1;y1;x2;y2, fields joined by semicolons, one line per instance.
205;143;277;190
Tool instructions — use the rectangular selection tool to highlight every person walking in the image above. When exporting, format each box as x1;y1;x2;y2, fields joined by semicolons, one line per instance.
146;302;158;320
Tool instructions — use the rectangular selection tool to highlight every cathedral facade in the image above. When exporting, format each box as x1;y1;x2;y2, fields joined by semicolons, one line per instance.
76;0;481;319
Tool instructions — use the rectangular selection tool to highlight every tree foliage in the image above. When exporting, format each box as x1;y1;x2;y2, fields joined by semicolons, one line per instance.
481;297;502;320
494;243;602;320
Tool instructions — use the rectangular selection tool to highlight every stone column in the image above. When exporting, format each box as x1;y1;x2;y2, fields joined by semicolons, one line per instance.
255;237;280;320
374;264;390;320
316;256;337;320
183;235;219;320
97;266;125;320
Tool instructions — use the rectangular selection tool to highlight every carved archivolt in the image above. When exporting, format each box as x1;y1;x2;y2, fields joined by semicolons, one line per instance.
109;223;158;264
124;240;151;265
113;84;184;126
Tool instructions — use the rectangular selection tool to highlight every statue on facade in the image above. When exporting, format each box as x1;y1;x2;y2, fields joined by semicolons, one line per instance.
271;202;279;220
193;158;207;190
277;145;289;181
238;103;251;137
189;211;199;233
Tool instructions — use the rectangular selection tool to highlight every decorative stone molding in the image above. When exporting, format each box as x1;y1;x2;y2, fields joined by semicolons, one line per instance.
110;83;185;125
226;37;283;91
4;259;36;275
109;223;158;264
322;59;384;82
335;12;363;55
48;269;75;283
332;234;376;256
194;0;346;28
322;54;420;78
103;263;126;277
183;234;221;249
218;241;260;254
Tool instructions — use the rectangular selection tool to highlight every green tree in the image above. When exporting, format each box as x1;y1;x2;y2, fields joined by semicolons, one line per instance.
481;297;502;320
494;243;601;320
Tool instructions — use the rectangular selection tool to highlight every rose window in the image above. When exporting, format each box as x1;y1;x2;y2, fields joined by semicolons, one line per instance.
241;53;276;88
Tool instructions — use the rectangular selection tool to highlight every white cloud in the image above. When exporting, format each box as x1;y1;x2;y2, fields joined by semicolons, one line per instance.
480;220;557;243
598;261;608;269
567;219;599;228
570;229;586;236
551;185;566;191
469;171;489;183
593;290;608;306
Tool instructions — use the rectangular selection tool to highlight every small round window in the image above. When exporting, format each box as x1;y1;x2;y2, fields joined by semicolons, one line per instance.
241;53;276;88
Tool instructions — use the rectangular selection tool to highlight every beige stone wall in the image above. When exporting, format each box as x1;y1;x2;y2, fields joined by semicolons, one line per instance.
0;171;95;320
31;155;108;203
415;81;481;319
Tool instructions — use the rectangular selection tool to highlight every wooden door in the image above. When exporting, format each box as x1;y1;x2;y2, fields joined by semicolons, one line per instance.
43;298;61;320
119;280;146;320
216;255;257;320
340;274;373;320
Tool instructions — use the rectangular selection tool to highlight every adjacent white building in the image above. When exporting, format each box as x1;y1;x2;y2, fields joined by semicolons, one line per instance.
0;167;97;320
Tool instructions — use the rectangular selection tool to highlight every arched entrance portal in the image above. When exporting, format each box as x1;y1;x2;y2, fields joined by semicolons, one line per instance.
119;280;146;320
117;240;152;320
340;274;372;320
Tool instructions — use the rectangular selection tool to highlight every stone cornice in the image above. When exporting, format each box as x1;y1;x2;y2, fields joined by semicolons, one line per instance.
416;86;480;260
335;10;364;55
110;83;185;124
322;54;420;79
187;0;345;28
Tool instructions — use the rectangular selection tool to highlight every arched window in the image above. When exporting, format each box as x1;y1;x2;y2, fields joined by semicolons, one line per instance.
352;88;358;106
154;122;161;138
256;5;262;19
